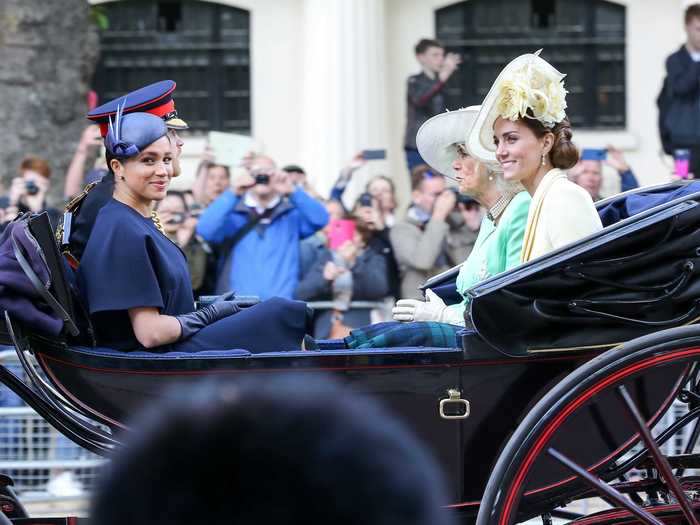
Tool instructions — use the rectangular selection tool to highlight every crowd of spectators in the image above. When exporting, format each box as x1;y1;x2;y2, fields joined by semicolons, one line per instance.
11;13;700;337
0;131;648;338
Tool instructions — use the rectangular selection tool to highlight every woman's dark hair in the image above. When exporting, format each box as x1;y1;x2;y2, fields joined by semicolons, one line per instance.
519;113;579;170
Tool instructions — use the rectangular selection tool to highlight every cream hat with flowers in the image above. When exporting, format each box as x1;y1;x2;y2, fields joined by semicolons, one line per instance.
467;50;568;163
416;106;497;178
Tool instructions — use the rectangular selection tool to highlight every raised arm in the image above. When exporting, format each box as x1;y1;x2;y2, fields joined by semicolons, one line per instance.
289;188;330;239
64;125;102;198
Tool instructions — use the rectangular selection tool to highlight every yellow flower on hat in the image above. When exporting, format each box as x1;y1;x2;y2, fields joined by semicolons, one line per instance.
494;55;568;128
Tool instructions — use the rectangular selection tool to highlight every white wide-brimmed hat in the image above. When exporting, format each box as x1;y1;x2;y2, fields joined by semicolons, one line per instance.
416;106;497;178
467;50;567;164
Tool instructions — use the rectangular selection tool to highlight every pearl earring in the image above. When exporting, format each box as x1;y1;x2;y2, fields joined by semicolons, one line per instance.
488;174;495;181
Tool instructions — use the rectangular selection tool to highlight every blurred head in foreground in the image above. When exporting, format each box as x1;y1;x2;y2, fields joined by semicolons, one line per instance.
91;375;455;525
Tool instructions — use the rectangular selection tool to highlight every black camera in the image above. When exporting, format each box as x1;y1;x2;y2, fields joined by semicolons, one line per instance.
254;173;271;185
166;212;186;225
25;181;39;196
358;192;374;207
450;187;478;208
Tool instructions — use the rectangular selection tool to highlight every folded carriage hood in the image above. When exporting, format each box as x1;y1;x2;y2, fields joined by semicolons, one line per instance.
467;183;700;357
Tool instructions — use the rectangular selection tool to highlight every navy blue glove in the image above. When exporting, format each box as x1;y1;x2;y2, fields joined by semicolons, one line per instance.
175;301;240;341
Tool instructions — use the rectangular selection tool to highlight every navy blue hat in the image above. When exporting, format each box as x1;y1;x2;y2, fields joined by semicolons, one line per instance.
88;80;188;137
106;111;168;159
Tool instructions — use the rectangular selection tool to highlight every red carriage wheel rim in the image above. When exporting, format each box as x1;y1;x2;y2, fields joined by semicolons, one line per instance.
499;346;700;525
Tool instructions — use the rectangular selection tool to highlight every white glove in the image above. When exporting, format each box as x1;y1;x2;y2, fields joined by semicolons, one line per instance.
392;289;447;322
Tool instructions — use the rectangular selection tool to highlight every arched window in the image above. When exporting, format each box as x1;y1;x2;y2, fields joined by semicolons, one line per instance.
436;0;626;129
92;0;250;132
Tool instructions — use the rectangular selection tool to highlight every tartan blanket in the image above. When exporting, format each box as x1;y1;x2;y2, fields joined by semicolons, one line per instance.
344;321;462;349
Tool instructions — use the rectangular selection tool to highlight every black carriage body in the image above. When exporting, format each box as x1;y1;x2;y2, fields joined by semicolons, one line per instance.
14;331;684;510
2;182;700;520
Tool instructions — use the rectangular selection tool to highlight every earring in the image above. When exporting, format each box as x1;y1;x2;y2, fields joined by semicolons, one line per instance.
541;154;546;167
488;174;495;181
120;175;126;181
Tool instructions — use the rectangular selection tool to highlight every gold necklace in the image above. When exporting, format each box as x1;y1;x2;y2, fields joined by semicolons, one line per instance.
151;211;165;234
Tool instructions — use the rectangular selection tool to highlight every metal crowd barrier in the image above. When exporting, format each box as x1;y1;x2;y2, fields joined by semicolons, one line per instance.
0;348;106;497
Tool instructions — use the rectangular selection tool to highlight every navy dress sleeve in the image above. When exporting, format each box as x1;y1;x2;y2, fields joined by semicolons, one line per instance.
78;200;195;350
81;220;165;313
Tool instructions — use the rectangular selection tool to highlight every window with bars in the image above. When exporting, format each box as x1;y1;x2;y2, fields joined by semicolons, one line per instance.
92;0;251;133
436;0;626;129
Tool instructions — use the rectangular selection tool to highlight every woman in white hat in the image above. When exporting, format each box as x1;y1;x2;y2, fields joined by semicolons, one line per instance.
390;106;531;325
342;106;530;349
467;50;602;262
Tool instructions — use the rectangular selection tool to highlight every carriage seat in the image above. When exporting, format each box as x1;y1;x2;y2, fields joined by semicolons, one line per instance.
465;181;700;357
597;180;700;226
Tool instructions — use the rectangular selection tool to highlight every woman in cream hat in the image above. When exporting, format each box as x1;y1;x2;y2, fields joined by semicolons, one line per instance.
467;50;602;262
342;106;530;349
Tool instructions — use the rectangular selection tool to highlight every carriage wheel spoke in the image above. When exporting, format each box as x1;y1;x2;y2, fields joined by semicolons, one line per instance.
616;384;700;525
547;448;665;525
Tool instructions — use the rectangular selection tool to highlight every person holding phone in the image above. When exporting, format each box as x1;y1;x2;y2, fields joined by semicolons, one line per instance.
294;215;390;338
568;146;639;201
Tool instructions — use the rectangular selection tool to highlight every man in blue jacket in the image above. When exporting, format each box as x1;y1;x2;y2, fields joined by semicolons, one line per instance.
197;155;329;300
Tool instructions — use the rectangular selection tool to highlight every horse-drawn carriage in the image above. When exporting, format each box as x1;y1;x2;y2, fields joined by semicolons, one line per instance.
2;182;700;525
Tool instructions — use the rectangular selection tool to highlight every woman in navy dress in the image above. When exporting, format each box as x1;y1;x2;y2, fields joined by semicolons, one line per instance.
77;110;309;353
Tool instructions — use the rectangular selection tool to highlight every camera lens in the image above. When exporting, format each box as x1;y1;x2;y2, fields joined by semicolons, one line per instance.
166;212;186;225
254;174;270;185
25;181;39;196
358;192;373;207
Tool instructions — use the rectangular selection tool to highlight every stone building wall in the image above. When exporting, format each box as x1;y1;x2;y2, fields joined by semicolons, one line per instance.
0;0;99;205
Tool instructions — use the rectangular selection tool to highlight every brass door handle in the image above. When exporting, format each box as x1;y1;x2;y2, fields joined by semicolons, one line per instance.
439;389;470;420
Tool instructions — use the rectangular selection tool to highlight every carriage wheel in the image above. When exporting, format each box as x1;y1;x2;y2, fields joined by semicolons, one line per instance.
475;325;700;525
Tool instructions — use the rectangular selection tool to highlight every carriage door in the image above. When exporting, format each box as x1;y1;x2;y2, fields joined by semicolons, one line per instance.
436;0;626;129
92;0;251;133
340;349;465;503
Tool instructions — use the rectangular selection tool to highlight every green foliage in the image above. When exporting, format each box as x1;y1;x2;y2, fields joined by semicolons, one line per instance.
90;5;109;30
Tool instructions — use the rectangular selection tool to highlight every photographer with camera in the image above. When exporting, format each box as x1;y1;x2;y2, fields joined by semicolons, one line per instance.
6;156;61;228
196;155;329;300
352;190;400;299
390;165;478;300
